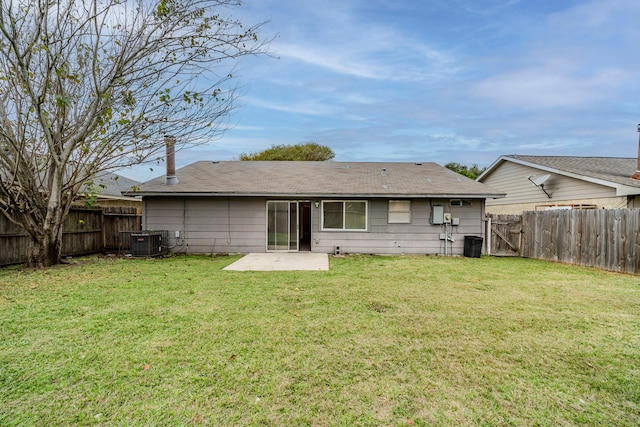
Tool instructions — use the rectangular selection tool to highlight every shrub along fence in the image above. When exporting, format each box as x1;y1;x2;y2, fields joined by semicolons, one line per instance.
521;209;640;275
0;206;141;266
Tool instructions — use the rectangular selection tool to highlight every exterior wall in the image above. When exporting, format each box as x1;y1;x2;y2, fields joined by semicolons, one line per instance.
143;196;266;254
482;161;621;214
312;198;484;255
142;196;486;256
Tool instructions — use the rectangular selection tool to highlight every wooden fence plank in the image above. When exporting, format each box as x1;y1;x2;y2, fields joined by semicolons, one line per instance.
574;210;583;267
622;210;629;272
612;209;622;271
561;210;572;264
632;210;638;274
521;211;531;258
585;210;597;267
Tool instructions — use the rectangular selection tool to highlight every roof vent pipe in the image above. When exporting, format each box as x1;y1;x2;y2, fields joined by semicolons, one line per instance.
165;135;179;185
632;124;640;180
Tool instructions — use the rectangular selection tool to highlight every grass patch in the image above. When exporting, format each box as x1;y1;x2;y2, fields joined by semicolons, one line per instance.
1;255;639;426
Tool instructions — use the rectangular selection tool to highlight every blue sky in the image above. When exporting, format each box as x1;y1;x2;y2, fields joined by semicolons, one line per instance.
125;0;640;181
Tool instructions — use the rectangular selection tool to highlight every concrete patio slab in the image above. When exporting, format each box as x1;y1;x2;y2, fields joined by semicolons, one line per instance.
223;253;329;271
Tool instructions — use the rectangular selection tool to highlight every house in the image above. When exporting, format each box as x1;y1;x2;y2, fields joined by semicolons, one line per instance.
477;155;640;214
79;172;142;209
126;160;505;255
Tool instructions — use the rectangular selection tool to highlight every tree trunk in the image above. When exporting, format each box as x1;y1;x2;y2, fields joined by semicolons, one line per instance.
25;175;66;268
26;227;63;268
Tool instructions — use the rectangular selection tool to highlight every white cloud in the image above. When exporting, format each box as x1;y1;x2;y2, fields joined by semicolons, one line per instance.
467;0;640;111
457;0;523;15
547;0;640;33
266;1;459;84
275;43;385;80
473;65;629;109
246;96;342;117
274;40;458;83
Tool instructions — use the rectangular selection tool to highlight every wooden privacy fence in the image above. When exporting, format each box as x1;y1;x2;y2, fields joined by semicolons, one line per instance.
0;206;141;266
102;206;142;250
62;208;104;256
521;209;640;275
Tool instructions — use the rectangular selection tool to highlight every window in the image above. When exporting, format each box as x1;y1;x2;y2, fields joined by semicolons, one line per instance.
322;200;367;230
388;200;411;223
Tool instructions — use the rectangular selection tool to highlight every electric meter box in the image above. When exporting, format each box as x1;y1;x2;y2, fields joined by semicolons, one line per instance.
432;205;444;224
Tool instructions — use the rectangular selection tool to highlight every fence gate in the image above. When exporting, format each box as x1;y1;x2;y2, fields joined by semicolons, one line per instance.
488;214;522;256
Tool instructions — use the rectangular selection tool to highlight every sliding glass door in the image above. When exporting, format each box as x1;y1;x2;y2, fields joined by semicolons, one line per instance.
267;201;298;251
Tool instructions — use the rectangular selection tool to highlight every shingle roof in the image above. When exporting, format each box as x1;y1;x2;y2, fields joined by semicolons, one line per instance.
482;155;640;189
127;161;505;198
92;172;141;196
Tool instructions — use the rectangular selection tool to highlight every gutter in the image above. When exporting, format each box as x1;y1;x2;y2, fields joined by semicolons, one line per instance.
123;191;506;199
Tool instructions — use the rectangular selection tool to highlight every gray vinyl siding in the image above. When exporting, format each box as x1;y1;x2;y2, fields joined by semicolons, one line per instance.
143;197;183;231
144;196;266;254
483;162;616;207
143;196;485;255
312;198;484;255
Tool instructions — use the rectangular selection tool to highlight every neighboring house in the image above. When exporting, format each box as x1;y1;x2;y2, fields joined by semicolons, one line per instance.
477;155;640;214
126;161;504;255
79;172;142;209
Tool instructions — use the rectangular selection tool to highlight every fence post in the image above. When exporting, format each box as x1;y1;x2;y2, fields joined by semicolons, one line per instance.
486;216;492;256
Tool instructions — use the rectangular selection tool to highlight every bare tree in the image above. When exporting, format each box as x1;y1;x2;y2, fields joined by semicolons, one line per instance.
0;0;266;267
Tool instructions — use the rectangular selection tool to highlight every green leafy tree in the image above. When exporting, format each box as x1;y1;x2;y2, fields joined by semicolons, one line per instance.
240;142;335;161
444;162;487;180
0;0;266;268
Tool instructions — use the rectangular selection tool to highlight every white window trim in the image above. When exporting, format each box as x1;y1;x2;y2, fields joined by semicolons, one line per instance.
321;200;368;231
388;200;411;224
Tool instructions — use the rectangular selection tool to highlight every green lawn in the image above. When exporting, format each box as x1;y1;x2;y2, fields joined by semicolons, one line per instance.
1;255;639;426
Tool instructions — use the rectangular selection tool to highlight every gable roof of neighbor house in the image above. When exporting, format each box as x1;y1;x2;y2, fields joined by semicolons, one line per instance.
478;155;640;196
92;172;141;197
127;161;505;199
80;172;141;202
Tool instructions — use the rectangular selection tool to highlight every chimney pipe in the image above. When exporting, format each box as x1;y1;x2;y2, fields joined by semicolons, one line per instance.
632;124;640;180
165;135;179;185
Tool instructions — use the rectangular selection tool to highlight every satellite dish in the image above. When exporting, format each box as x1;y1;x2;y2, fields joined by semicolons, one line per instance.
528;174;552;198
531;174;550;186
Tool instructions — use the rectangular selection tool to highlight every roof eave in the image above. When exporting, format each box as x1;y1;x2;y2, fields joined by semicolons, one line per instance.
477;155;510;181
615;185;640;196
82;194;141;202
126;191;505;199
